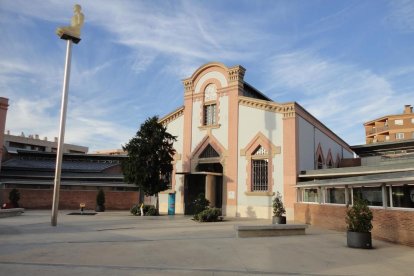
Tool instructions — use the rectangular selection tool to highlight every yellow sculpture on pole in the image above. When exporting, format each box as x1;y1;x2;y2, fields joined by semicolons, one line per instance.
56;4;84;44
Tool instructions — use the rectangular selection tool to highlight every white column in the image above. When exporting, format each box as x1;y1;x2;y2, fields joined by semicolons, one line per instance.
51;40;72;226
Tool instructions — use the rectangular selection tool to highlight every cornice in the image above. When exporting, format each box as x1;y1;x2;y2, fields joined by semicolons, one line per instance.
159;106;184;125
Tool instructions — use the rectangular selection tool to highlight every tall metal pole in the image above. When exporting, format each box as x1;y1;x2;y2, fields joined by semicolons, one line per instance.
51;40;73;226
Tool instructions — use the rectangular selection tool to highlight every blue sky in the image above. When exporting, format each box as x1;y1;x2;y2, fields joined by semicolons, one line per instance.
1;0;413;152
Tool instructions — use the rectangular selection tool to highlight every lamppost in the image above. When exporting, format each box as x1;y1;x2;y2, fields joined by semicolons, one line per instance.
51;4;85;226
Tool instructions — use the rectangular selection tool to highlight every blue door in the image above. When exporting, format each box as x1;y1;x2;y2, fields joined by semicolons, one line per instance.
168;193;175;215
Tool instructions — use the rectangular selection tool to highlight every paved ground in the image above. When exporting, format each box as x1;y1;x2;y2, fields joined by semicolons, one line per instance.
0;210;413;276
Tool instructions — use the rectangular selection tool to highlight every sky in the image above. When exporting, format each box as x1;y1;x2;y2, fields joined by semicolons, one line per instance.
1;0;414;152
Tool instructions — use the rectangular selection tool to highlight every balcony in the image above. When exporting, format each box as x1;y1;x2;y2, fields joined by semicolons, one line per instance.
366;125;389;135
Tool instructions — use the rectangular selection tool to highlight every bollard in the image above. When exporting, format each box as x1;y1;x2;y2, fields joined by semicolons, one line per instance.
80;203;85;215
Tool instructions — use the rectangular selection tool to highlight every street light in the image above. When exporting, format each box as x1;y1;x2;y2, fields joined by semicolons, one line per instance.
51;4;85;226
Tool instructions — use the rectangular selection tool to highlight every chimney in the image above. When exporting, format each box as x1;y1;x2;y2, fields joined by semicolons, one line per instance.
44;136;48;141
6;130;10;135
404;105;413;114
54;137;58;142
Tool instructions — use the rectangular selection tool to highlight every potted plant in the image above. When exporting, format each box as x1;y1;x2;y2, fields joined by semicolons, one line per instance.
345;197;373;249
272;192;286;224
95;189;106;212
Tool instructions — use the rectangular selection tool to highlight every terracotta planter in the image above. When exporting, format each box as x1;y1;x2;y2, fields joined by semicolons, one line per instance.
272;216;286;224
347;231;372;249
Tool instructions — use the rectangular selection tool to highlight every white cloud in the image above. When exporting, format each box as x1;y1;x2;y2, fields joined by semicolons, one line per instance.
265;50;414;145
386;0;414;33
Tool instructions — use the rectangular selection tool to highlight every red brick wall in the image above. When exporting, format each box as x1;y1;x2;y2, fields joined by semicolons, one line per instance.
295;203;414;247
1;188;139;210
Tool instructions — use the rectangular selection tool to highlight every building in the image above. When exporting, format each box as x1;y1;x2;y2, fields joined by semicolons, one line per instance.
0;97;9;171
92;149;126;155
158;62;353;219
364;105;414;144
0;150;138;210
296;139;414;246
3;131;88;155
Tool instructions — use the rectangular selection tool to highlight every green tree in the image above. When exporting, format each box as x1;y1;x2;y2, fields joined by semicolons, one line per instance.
122;116;176;209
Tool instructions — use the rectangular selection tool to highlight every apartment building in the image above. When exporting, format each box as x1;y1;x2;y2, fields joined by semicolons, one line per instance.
364;105;414;144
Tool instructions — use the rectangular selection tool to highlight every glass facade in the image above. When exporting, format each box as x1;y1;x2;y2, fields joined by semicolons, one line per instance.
352;186;383;206
392;185;414;208
303;188;319;203
326;188;345;204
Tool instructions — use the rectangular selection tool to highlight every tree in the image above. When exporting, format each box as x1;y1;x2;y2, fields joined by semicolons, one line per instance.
122;116;177;209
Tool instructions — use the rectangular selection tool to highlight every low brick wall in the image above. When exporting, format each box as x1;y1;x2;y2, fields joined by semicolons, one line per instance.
1;188;139;210
294;203;414;247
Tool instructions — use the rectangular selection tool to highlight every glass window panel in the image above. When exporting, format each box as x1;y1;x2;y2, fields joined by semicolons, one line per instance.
392;185;414;208
352;186;383;206
326;188;345;204
252;159;268;191
303;188;318;203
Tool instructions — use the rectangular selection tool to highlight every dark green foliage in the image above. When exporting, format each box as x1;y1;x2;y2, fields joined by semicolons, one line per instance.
145;205;158;216
9;188;20;207
130;204;159;216
96;189;105;211
193;193;210;219
195;208;222;222
122;116;177;197
272;192;286;217
346;198;373;233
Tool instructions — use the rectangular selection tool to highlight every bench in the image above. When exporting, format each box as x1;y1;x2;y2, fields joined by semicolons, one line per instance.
235;224;308;238
0;208;25;218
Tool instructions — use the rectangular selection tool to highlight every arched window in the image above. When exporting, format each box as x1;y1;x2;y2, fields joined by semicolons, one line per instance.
203;84;217;126
251;146;269;191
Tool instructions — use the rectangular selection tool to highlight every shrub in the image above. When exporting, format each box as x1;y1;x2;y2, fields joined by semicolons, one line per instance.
346;198;373;233
130;204;158;216
272;192;286;217
145;205;158;216
9;189;20;208
96;189;105;206
195;208;222;222
193;193;210;219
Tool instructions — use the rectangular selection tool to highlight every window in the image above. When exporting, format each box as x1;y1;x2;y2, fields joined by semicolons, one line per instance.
352;186;383;206
396;133;404;140
203;104;216;125
391;185;414;208
317;155;323;169
412;118;414;124
199;144;219;158
303;188;319;203
395;119;403;125
252;159;268;191
326;188;345;204
385;135;390;141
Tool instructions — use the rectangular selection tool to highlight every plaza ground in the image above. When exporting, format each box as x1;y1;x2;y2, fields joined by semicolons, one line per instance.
0;211;413;276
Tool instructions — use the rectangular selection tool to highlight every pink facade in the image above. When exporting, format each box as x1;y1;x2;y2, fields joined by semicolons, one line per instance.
159;62;353;219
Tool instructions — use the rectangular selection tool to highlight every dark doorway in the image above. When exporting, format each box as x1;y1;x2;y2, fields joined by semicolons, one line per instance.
184;174;206;215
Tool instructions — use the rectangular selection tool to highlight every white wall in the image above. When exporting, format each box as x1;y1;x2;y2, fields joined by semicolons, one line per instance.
237;105;284;219
298;115;353;171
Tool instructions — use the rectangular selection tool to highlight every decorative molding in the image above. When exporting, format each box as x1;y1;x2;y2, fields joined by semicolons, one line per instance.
182;79;193;93
227;65;246;84
238;96;296;118
159;107;184;125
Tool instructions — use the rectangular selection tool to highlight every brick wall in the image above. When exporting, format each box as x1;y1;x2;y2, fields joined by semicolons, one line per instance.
1;188;139;210
294;203;414;247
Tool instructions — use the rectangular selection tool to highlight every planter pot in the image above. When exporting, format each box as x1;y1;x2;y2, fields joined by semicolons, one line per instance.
95;205;105;212
347;231;372;249
272;216;286;224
